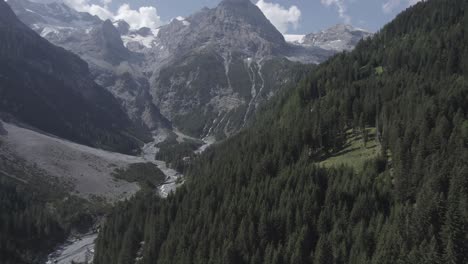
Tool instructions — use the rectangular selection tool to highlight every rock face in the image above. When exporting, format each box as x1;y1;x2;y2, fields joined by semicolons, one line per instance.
302;24;372;52
146;0;298;137
113;20;130;35
157;0;286;57
0;0;143;153
145;0;331;138
6;0;100;27
7;0;367;140
8;0;170;132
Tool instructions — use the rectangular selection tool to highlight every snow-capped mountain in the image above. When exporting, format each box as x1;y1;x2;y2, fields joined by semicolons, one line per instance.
144;0;329;138
295;24;372;52
114;16;188;53
6;0;99;38
7;0;367;140
114;19;160;52
7;0;132;64
0;0;144;153
8;0;170;132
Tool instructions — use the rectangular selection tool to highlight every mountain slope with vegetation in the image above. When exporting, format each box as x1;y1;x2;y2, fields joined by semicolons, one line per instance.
0;150;106;264
94;0;468;263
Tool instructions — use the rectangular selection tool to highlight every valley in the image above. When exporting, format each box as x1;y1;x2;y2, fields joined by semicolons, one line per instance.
0;121;206;264
1;0;466;263
44;126;215;263
0;121;170;263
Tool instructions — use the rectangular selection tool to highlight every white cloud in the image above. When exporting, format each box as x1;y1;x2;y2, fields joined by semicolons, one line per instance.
256;0;302;34
64;0;163;30
382;0;424;14
320;0;351;24
115;4;162;29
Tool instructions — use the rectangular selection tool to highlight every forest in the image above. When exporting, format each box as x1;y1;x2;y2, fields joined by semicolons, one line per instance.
0;168;105;264
94;0;468;263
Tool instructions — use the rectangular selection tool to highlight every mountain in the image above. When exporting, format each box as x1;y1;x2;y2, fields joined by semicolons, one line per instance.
301;24;372;52
285;24;372;52
94;0;468;263
0;0;144;153
8;0;170;132
8;0;339;140
156;0;286;57
7;0;130;64
6;0;100;30
145;0;329;138
0;3;159;261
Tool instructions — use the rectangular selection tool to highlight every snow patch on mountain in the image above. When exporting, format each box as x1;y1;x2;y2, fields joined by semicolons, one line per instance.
122;33;156;48
301;24;372;52
284;34;305;44
174;16;190;26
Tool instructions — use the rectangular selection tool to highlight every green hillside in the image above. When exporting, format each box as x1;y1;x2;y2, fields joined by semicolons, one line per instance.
94;0;468;263
0;152;107;264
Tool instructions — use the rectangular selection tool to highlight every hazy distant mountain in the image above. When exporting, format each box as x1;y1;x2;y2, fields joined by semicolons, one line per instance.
286;24;372;52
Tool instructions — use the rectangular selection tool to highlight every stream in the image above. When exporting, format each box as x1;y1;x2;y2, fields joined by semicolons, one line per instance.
45;129;215;263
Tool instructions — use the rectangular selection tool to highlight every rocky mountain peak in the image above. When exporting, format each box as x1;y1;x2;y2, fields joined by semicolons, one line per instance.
218;0;254;9
7;0;99;26
90;19;130;64
101;19;124;41
156;0;285;58
113;20;130;35
215;0;284;45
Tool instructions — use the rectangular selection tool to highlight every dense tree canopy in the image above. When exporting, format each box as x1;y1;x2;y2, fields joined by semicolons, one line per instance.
93;0;467;263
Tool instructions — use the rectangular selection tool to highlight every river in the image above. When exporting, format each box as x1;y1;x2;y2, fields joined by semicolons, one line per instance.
44;129;215;263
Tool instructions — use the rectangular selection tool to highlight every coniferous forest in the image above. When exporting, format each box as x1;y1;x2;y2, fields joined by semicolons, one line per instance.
0;178;65;264
94;0;468;263
0;168;102;264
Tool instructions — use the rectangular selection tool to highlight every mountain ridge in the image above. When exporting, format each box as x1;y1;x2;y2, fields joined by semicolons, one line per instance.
6;0;368;140
302;23;372;51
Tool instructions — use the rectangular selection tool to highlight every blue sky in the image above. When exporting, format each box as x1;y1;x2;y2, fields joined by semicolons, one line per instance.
66;0;423;34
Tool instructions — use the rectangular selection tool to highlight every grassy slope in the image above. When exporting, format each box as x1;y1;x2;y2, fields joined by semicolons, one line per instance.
320;128;381;171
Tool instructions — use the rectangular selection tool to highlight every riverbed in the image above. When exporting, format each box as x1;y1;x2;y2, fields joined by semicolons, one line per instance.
44;129;215;263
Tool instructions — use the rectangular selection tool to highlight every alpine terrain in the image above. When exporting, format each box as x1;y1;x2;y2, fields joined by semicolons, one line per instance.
8;0;366;139
93;0;468;263
2;0;465;264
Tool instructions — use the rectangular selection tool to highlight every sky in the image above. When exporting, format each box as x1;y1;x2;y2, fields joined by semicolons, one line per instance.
60;0;425;34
